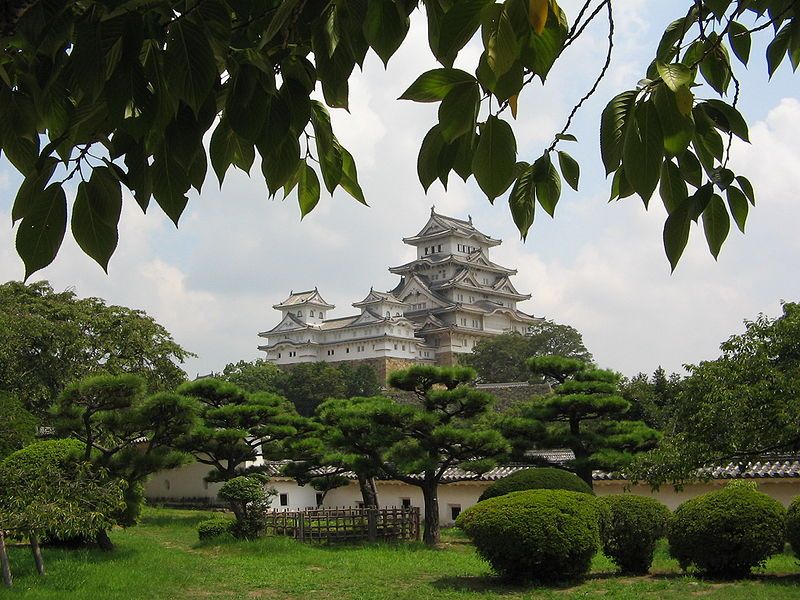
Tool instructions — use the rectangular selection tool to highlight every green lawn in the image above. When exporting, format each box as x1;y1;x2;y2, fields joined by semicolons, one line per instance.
4;507;800;599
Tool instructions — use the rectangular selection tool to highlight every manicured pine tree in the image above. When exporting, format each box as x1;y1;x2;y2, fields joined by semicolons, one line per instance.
380;366;509;546
51;374;199;547
521;356;660;487
176;378;307;482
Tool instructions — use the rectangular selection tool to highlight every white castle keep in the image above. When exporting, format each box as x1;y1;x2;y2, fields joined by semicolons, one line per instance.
258;208;540;378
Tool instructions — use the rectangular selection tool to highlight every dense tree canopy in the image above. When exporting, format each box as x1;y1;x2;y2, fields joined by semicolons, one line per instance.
1;1;796;276
51;373;198;526
630;302;800;487
0;281;193;417
0;392;38;460
461;321;593;382
619;367;683;431
508;356;660;486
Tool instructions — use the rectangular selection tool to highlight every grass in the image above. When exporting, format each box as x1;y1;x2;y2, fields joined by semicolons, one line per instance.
3;507;800;599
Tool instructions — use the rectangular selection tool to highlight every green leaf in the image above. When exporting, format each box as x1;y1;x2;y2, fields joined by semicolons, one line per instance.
656;61;693;92
310;101;343;193
705;0;732;19
622;101;664;206
609;167;635;201
702;193;730;259
339;147;367;205
210;120;234;186
728;21;751;65
663;204;690;272
509;162;535;240
557;150;579;191
534;153;560;216
16;183;67;279
438;83;480;142
767;22;792;78
726;186;748;233
437;0;492;60
261;0;300;46
688;183;713;222
656;17;692;62
400;68;476;102
555;133;577;142
165;20;217;114
736;175;755;205
520;1;568;80
152;151;190;226
678;151;703;188
71;167;122;272
653;84;694;157
600;90;637;175
298;162;321;219
12;158;58;223
702;99;750;142
659;159;688;214
226;65;268;142
260;134;301;197
472;115;517;201
699;35;731;94
418;125;446;192
484;5;518;77
364;0;410;66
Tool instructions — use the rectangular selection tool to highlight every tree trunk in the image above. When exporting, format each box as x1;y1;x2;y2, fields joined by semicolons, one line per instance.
570;419;594;489
28;532;45;575
95;529;114;552
357;475;379;509
421;482;440;546
0;531;12;588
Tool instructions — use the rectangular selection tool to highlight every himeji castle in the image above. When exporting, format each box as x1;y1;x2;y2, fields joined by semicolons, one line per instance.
258;208;541;379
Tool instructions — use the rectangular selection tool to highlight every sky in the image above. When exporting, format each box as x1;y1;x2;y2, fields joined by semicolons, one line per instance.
1;1;799;379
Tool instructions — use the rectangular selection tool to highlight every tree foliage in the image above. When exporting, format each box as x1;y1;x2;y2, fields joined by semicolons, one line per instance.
461;321;593;382
0;281;193;417
219;359;287;394
1;1;796;275
629;302;800;487
619;367;683;431
380;365;509;545
176;378;307;482
0;391;38;460
51;373;198;525
0;439;125;540
507;356;660;486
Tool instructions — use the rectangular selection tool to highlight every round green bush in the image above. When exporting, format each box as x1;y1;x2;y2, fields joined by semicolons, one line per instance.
668;485;786;577
0;439;124;541
787;496;800;556
456;489;603;582
598;494;671;574
479;468;594;502
197;517;234;541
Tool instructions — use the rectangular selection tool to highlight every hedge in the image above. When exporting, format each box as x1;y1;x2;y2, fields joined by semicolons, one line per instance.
598;494;671;574
456;489;603;582
668;484;786;577
478;468;594;502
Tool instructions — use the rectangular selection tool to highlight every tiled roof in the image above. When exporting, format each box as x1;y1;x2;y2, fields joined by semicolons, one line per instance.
273;288;334;309
263;456;800;483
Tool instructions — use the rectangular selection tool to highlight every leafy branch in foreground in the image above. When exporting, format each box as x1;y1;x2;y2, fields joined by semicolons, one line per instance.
0;1;797;276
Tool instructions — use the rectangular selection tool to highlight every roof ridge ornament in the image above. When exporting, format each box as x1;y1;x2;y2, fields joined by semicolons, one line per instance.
430;205;436;215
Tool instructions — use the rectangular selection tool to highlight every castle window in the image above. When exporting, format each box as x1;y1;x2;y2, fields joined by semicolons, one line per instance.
386;311;391;318
346;348;350;353
394;344;398;350
297;310;302;317
278;353;281;359
402;344;406;351
437;244;442;252
310;310;315;317
280;493;289;507
425;247;429;255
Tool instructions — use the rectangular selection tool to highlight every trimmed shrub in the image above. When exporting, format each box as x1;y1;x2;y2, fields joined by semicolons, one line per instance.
219;474;276;539
0;439;125;541
668;485;786;577
787;496;800;556
598;494;671;574
478;467;594;502
456;489;603;582
198;517;234;541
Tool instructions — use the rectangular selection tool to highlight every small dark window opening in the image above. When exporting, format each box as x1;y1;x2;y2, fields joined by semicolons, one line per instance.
401;498;412;508
450;505;461;520
315;492;324;506
280;493;289;506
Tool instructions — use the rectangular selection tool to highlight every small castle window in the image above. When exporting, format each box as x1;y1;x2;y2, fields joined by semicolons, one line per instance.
280;493;289;507
437;244;442;252
386;311;391;318
297;310;302;317
310;310;315;317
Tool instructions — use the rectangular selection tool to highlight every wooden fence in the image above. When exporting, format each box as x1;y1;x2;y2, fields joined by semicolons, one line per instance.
263;507;420;543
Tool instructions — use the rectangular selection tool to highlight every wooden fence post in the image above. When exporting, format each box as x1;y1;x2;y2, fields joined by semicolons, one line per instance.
28;532;45;576
367;508;377;542
0;531;12;588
